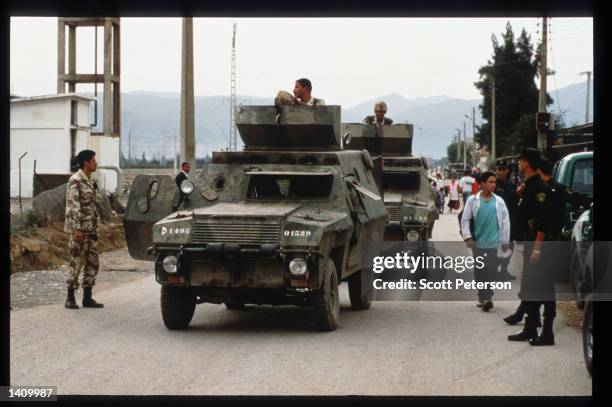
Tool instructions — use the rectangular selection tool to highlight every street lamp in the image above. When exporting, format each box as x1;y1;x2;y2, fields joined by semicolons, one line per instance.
455;128;464;169
464;113;476;167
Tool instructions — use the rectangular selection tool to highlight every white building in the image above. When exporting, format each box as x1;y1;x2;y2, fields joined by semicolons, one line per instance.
10;93;120;198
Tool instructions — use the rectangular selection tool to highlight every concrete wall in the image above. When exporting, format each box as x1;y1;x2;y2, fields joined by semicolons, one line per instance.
90;136;120;193
10;99;71;197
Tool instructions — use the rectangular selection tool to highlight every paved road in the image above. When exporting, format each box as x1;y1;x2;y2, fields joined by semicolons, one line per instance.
10;210;591;395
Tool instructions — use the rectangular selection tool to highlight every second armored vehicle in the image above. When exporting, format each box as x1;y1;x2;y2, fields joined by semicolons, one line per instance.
342;123;438;242
124;105;387;331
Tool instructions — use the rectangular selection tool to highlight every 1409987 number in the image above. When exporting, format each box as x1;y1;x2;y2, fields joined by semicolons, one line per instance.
8;387;55;398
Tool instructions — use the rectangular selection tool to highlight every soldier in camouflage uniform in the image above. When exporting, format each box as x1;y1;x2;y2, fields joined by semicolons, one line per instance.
64;149;104;309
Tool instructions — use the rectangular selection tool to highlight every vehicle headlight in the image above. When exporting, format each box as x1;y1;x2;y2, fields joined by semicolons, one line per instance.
163;255;178;274
180;180;194;194
289;258;308;275
406;230;420;242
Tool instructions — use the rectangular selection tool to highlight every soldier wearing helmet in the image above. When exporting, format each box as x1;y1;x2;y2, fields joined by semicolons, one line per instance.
363;101;394;126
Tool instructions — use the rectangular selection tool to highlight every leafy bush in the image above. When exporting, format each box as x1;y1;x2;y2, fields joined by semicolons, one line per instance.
23;209;48;228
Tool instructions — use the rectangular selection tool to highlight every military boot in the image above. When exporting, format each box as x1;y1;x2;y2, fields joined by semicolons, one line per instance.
65;288;79;309
503;302;542;327
82;287;104;308
507;314;538;341
503;302;525;325
529;317;555;346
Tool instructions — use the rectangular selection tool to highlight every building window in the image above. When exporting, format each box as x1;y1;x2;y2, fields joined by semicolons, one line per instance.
71;100;77;126
71;129;77;158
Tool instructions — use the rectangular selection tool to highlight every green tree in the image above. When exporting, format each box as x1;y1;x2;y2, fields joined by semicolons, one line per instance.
446;141;473;164
474;22;553;157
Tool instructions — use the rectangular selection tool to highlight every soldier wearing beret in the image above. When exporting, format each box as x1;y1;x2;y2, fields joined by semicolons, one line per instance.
507;148;556;346
64;149;104;309
494;159;519;281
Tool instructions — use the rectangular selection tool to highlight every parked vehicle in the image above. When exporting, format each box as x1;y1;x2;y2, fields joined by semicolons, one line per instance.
551;151;593;240
570;208;593;309
583;298;593;376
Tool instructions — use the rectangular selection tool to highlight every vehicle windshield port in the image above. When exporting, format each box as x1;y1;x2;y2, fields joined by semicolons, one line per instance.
247;174;333;200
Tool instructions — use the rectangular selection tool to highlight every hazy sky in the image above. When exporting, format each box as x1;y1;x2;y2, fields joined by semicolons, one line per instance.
11;17;593;107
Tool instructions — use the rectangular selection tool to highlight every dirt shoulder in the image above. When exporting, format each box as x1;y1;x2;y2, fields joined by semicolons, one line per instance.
10;217;127;273
10;248;153;310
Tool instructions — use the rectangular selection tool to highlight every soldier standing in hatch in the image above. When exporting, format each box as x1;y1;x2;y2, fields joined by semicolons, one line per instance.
64;149;104;309
494;159;518;281
293;78;325;106
507;148;555;346
363;101;394;127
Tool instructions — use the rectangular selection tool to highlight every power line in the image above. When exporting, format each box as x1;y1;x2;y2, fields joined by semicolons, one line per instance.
229;22;237;151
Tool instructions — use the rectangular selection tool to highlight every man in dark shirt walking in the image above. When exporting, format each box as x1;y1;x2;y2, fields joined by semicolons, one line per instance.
172;162;190;211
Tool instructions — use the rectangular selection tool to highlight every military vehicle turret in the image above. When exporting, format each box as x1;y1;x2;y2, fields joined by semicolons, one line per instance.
342;123;438;243
124;105;387;331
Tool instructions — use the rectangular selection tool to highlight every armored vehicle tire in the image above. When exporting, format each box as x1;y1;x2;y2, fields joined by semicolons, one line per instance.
225;301;246;310
311;259;340;331
160;285;196;330
348;268;373;310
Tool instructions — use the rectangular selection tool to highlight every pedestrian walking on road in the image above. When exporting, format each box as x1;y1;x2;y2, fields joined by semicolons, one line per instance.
447;174;461;214
459;169;475;204
64;149;104;309
461;171;511;312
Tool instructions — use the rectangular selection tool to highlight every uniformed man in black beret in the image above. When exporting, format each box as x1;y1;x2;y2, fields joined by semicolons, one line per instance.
507;148;556;346
494;159;518;281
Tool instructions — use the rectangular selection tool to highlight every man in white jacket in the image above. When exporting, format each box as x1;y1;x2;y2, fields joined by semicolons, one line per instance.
459;169;476;204
461;171;511;311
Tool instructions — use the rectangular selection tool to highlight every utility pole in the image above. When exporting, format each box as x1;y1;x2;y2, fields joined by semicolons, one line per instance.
491;78;496;160
127;128;132;166
173;132;177;170
463;121;467;170
229;22;237;151
472;107;476;167
160;131;164;163
180;17;196;177
537;16;548;151
455;128;462;163
580;71;592;124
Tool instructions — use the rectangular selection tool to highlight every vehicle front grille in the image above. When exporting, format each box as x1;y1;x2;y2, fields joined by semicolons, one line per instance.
192;220;280;245
385;205;401;222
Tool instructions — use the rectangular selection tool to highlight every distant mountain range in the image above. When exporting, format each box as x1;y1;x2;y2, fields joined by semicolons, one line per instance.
88;80;593;160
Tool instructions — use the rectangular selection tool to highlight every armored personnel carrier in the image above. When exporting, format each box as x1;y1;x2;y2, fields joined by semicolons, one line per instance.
124;105;387;331
342;123;438;242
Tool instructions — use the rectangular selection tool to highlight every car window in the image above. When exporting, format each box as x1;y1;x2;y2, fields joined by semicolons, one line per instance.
571;158;593;194
552;161;561;180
